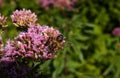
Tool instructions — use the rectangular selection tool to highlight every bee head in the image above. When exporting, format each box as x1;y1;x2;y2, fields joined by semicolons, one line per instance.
56;34;64;42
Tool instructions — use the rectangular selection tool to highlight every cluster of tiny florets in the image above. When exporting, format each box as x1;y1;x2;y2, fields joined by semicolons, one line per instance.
0;9;65;77
0;9;65;61
112;27;120;48
112;27;120;37
1;24;65;62
36;0;77;10
11;9;37;27
0;0;5;8
0;14;7;27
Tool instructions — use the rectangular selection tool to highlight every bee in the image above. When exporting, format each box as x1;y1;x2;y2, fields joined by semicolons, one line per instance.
45;34;64;52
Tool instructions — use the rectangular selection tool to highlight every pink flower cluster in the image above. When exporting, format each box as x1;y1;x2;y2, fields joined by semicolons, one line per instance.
112;27;120;37
0;0;5;8
0;9;65;78
112;27;120;49
11;9;37;27
0;14;7;27
1;24;65;62
36;0;77;10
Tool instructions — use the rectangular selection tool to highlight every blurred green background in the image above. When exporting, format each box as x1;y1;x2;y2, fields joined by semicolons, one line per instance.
0;0;120;78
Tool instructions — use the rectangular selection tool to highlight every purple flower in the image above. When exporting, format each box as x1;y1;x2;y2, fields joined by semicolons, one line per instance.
53;0;77;10
11;9;37;27
0;8;66;78
36;0;77;10
1;41;16;62
14;25;49;59
0;56;15;65
4;41;17;57
1;24;65;61
0;14;7;27
0;0;5;8
112;27;120;37
37;0;54;8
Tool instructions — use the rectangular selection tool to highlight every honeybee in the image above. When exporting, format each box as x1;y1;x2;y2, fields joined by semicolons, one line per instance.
45;34;64;52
